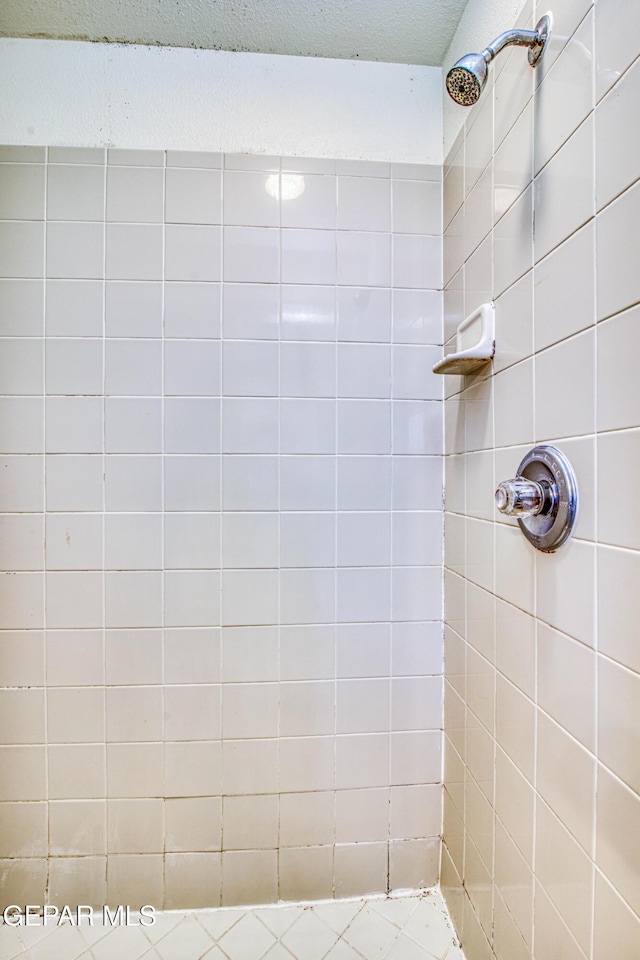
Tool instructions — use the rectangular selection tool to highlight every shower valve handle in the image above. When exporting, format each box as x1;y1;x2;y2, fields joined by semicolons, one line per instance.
495;477;556;518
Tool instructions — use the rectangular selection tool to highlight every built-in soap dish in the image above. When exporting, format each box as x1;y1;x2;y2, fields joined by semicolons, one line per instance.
432;302;495;375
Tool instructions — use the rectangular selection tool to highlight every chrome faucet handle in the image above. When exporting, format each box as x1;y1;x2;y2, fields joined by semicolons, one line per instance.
495;477;555;518
495;446;578;552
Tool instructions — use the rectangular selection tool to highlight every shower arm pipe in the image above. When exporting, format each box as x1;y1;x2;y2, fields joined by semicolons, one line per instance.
481;27;542;63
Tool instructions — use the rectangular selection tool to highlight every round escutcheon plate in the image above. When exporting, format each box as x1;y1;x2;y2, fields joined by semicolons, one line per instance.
515;445;578;552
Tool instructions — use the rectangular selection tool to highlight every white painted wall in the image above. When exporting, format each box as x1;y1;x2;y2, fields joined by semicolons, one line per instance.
0;38;443;163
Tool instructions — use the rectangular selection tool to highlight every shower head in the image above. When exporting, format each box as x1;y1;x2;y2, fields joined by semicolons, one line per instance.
446;12;552;106
445;53;489;106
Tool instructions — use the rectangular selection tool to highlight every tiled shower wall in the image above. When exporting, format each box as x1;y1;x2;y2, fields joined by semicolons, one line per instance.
0;146;444;909
442;0;640;957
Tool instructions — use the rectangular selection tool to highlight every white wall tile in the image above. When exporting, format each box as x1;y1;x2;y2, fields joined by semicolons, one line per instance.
165;570;221;627
105;571;162;627
164;513;220;569
166;168;221;224
281;173;336;229
534;117;594;262
0;338;43;395
338;232;391;287
597;304;640;432
105;281;162;338
47;397;102;453
164;455;220;511
281;342;335;398
165;224;222;282
0;278;44;337
534;221;595;352
222;283;278;340
222;513;278;569
338;177;391;232
45;514;101;571
166;398;221;453
337;513;391;567
166;339;220;396
392;400;442;455
281;284;336;341
595;0;640;100
1;148;446;909
338;456;391;511
393;235;441;289
105;455;161;512
338;399;390;454
223;227;279;283
596;177;640;320
338;344;390;399
597;544;640;674
223;455;278;511
392;179;441;235
47;164;104;221
105;398;161;453
392;289;442;345
281;398;335;454
105;339;162;396
280;455;335;511
282;229;336;285
280;512;335;567
222;569;278;626
105;224;162;281
47;454;102;511
223;171;279;227
280;568;335;625
534;13;594;176
597;429;640;550
106;166;164;223
538;622;596;751
223;340;278;397
48;222;104;280
337;567;391;623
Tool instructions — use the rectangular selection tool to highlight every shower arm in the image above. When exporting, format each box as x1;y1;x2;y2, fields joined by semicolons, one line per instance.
480;23;549;66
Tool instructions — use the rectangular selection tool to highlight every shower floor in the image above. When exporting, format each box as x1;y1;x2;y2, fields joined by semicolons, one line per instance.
1;888;465;960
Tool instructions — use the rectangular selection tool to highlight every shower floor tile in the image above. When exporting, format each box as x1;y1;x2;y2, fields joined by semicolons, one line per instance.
4;888;465;960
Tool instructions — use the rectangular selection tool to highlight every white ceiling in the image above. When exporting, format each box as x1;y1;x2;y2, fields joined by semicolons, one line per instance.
1;0;471;66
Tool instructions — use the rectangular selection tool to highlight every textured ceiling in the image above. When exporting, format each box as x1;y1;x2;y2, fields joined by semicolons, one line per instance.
1;0;471;66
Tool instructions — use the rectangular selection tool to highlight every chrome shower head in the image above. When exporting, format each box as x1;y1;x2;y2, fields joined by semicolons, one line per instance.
445;12;552;106
445;53;489;106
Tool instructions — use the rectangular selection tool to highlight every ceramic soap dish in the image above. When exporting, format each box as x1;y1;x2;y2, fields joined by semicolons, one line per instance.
433;301;495;375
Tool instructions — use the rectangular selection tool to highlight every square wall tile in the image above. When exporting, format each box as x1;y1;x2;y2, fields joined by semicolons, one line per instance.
0;278;44;337
337;232;391;287
105;281;163;338
392;179;441;235
46;279;103;337
223;340;278;397
165;224;222;281
222;283;278;340
223;227;279;283
282;229;336;285
106;224;162;281
165;339;220;396
0;163;46;219
338;176;391;231
165;282;221;338
47;164;104;221
47;223;103;280
223;171;279;227
0;222;44;279
281;174;336;229
166;167;222;224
